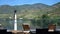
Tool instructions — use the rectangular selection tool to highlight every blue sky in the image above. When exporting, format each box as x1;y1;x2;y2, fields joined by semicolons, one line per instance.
0;0;60;6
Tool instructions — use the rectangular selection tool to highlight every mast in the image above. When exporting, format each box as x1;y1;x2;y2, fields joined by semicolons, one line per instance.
14;10;17;30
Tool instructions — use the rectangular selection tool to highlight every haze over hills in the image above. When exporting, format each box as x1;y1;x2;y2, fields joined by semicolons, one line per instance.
0;2;60;18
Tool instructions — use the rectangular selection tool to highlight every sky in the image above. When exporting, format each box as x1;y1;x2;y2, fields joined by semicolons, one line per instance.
0;0;60;6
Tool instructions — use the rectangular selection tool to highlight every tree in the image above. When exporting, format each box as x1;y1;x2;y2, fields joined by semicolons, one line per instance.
41;14;50;28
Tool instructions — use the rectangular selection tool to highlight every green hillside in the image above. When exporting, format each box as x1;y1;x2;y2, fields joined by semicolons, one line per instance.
0;2;60;18
0;2;60;29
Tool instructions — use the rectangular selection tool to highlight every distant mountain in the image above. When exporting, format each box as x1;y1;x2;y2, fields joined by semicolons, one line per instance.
0;5;15;14
0;2;60;18
51;2;60;15
52;2;60;8
0;3;51;14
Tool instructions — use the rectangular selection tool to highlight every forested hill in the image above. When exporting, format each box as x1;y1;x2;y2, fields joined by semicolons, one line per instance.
0;2;60;18
0;3;51;14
